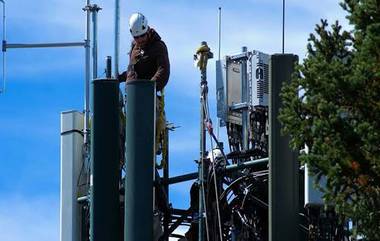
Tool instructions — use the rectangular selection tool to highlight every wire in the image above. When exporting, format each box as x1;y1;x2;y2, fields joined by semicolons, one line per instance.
202;94;229;165
209;134;224;241
240;184;253;209
202;90;224;241
76;137;91;201
201;173;211;241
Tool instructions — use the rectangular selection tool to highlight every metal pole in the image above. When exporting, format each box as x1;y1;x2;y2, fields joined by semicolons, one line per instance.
198;41;210;241
282;0;285;54
125;80;155;241
166;172;198;185
241;46;249;151
231;226;237;241
218;7;221;61
216;7;222;139
5;42;86;48
0;0;6;93
195;41;214;241
84;8;91;241
194;42;213;241
90;78;121;241
92;5;101;79
269;54;299;241
163;127;170;241
226;157;268;172
198;76;206;241
114;0;120;77
84;0;91;148
165;157;269;185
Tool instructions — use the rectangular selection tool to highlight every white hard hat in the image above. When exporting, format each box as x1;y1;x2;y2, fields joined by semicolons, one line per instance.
129;13;148;37
207;148;223;163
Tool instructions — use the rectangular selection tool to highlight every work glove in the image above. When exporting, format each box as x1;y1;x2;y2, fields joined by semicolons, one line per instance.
126;70;137;81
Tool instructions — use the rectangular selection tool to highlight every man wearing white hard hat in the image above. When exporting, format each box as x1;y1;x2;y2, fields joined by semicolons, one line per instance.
119;12;170;154
118;13;171;241
119;12;170;91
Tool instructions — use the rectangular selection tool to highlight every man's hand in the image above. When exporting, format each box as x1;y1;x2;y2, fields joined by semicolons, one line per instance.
127;70;138;80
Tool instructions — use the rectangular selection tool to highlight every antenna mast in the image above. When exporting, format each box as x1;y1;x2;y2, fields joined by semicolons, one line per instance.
282;0;285;54
217;7;222;139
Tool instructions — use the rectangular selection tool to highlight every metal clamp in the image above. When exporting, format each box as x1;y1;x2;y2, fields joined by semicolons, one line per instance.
230;102;250;111
83;4;102;12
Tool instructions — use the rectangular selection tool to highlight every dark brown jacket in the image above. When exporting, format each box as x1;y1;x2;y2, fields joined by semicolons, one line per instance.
119;28;170;91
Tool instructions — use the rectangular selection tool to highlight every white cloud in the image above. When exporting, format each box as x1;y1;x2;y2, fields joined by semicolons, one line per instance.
0;106;59;135
5;0;351;89
0;194;59;241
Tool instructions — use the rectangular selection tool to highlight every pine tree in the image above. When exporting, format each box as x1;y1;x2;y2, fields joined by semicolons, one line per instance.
279;0;380;239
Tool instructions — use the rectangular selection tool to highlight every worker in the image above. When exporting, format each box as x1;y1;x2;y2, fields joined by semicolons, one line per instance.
118;12;170;153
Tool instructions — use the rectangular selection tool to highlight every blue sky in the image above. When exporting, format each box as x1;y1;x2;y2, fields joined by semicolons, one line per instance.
0;1;348;240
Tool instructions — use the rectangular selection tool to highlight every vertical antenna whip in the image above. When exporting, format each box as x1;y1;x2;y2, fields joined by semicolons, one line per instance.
0;0;6;94
114;0;120;77
218;7;221;61
217;7;222;140
282;0;285;54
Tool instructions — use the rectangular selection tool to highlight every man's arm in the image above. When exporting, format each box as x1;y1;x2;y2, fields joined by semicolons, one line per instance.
151;41;170;91
119;42;138;83
117;71;127;83
118;65;137;82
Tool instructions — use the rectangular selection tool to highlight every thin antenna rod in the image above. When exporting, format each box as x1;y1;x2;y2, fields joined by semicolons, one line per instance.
114;0;120;77
282;0;285;54
217;7;222;140
218;7;221;60
0;0;5;93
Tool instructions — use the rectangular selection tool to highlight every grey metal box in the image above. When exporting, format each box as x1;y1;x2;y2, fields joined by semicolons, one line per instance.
216;49;270;126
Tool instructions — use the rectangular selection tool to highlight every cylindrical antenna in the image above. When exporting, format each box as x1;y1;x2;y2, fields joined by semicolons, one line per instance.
282;0;285;54
125;80;156;241
91;79;122;241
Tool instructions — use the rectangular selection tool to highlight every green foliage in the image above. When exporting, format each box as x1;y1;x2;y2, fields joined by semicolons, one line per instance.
279;0;380;239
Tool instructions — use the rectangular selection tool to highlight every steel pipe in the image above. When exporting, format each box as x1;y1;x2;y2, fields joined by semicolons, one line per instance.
4;42;85;49
84;1;91;147
164;157;268;185
241;46;248;151
91;5;101;79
